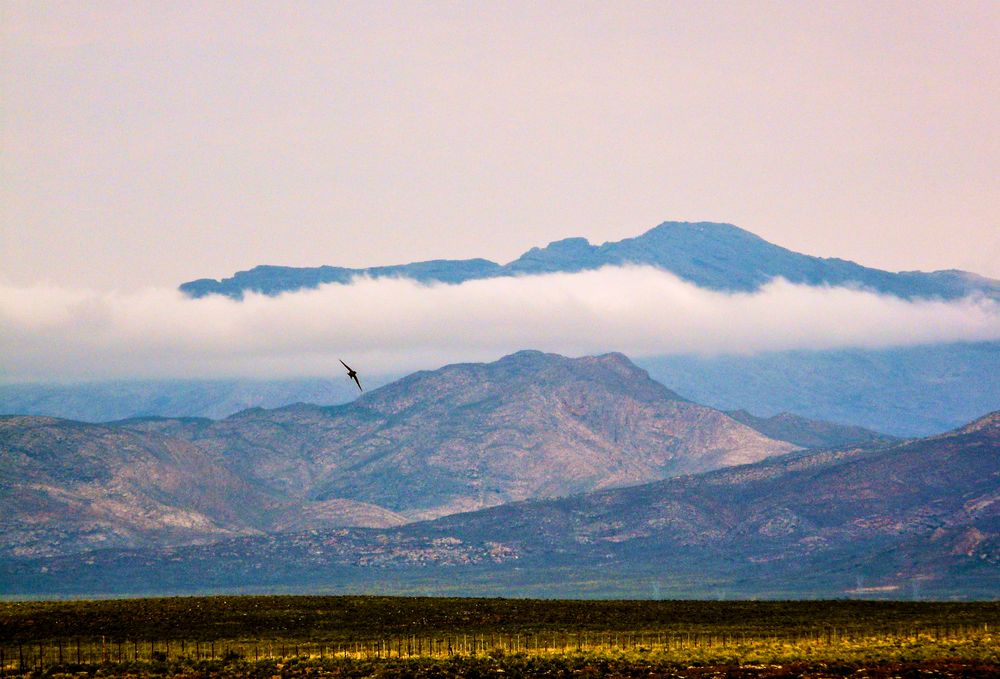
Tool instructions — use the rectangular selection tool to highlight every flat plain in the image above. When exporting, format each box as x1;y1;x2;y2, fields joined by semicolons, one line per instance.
1;596;998;677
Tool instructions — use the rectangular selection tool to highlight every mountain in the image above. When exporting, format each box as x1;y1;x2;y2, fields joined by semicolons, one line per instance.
0;377;385;422
8;223;998;436
178;221;1000;301
0;415;411;559
724;409;897;448
407;409;999;598
0;416;275;558
9;410;994;598
4;342;996;437
118;351;795;521
638;341;1000;436
0;351;794;558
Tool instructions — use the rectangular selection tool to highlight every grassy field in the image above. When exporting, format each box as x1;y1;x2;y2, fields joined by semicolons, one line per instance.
0;596;997;677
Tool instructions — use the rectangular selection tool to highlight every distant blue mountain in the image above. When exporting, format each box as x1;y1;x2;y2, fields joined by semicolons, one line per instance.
0;376;397;422
637;341;1000;437
181;259;505;298
179;221;1000;300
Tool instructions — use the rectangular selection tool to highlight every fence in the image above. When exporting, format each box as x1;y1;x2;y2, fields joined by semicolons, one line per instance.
0;623;993;674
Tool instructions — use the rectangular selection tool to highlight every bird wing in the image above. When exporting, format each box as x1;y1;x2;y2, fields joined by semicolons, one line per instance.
339;359;353;372
352;374;363;391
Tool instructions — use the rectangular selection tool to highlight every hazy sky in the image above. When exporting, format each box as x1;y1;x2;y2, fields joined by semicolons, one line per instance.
3;1;999;290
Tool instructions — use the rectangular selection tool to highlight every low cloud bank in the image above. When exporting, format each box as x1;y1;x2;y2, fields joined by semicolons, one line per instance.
3;267;1000;381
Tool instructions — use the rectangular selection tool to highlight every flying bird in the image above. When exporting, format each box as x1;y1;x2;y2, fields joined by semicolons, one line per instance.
340;359;363;392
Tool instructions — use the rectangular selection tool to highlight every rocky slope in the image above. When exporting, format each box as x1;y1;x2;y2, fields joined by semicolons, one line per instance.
1;351;794;557
122;351;796;521
0;416;275;558
7;410;995;598
420;408;1000;595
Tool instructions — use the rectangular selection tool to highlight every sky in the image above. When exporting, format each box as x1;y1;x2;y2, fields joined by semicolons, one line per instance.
2;1;1000;382
2;1;999;291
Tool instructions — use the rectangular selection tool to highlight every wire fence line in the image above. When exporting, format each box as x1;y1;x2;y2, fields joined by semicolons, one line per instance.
0;623;994;674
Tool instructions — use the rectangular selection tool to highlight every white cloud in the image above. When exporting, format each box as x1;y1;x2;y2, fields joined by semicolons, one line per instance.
2;267;1000;382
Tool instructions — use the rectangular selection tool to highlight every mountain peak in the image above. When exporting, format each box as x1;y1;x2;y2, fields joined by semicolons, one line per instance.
579;351;649;376
491;350;657;387
645;220;752;236
302;349;789;516
496;348;553;362
591;350;633;365
496;348;632;365
544;236;592;250
505;236;597;273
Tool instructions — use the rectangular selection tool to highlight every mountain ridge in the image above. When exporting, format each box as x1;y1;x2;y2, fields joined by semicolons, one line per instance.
179;221;1000;301
724;409;898;449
